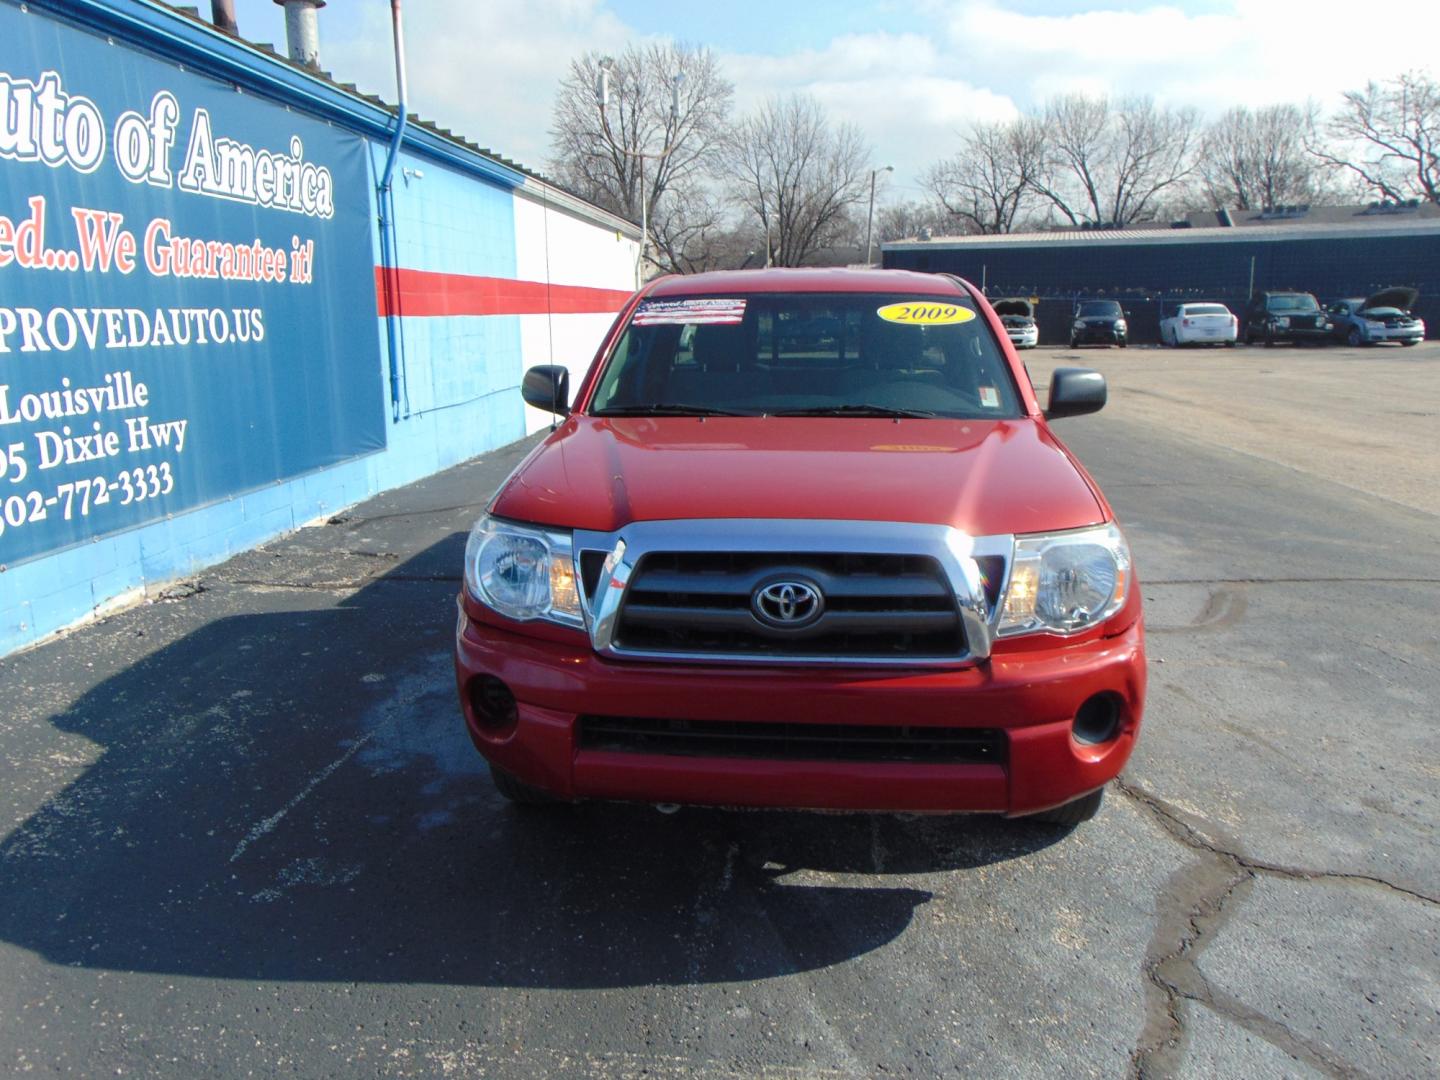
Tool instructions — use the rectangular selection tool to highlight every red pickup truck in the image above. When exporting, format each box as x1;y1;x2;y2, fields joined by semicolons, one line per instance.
454;269;1145;826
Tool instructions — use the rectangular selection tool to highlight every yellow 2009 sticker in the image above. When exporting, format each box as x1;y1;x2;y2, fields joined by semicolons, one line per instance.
876;301;976;326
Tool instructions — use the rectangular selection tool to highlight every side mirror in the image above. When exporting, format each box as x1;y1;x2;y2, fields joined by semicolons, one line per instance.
521;365;570;416
1045;367;1106;420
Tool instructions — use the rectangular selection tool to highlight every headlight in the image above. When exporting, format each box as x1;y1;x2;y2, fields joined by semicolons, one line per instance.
1073;320;1085;330
1366;320;1385;328
998;523;1131;636
463;514;583;627
1274;316;1290;328
1114;319;1127;331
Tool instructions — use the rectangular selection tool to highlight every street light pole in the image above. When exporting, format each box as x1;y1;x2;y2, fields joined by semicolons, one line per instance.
865;164;893;267
596;59;684;287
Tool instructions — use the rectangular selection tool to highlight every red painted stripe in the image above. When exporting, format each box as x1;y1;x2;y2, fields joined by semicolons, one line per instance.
374;266;633;317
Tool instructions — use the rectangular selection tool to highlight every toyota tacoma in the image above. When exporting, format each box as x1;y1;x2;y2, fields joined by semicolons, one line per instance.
454;269;1145;826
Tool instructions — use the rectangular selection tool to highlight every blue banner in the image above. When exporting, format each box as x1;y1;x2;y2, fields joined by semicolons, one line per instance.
0;2;385;565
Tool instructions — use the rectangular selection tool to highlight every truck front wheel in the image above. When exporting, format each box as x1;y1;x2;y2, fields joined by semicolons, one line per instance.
490;764;560;806
1025;787;1105;826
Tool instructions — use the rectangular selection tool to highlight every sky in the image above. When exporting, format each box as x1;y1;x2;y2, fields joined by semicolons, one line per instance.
229;0;1440;200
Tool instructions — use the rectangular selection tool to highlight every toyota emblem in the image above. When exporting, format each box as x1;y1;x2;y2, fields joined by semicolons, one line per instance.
752;579;824;629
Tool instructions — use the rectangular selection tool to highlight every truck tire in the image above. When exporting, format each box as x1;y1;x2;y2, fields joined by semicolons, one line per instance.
1026;787;1104;826
490;764;559;806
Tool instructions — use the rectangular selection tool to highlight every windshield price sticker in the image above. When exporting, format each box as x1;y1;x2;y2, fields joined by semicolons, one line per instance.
876;301;977;326
632;299;747;326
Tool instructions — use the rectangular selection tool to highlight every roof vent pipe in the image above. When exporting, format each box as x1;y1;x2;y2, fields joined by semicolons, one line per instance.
210;0;238;34
273;0;325;69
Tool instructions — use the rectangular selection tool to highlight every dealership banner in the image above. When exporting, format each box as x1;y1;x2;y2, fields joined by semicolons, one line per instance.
0;3;384;566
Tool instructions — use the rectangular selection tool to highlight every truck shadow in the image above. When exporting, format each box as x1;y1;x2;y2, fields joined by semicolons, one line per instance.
0;535;1068;989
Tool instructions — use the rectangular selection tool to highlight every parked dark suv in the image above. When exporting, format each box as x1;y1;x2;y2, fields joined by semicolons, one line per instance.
1242;291;1333;346
1069;300;1128;348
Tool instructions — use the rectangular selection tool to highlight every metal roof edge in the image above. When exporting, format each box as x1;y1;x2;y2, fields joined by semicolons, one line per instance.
883;218;1440;252
27;0;529;191
514;178;641;240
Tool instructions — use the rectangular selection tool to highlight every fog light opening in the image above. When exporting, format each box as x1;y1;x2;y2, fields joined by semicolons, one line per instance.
1073;692;1123;746
470;675;519;738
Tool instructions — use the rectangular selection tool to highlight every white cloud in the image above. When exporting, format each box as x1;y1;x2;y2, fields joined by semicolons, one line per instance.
320;0;638;171
302;0;1440;194
935;1;1440;114
721;33;1022;184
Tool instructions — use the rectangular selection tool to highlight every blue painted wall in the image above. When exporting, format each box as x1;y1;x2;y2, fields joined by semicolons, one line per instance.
367;143;527;495
0;0;559;654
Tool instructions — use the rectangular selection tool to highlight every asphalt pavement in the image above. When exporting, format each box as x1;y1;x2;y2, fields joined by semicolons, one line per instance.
1;344;1436;1078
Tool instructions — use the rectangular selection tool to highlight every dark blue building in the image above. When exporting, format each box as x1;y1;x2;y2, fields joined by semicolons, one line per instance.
883;216;1440;345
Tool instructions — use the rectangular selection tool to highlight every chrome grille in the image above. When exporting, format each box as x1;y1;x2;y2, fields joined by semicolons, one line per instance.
578;519;1008;667
613;551;964;659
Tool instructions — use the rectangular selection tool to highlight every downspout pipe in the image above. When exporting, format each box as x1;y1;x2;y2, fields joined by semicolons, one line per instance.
378;0;409;419
379;0;408;198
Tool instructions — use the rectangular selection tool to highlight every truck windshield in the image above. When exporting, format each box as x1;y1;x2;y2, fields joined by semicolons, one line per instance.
589;293;1022;420
1077;302;1122;318
1268;295;1319;312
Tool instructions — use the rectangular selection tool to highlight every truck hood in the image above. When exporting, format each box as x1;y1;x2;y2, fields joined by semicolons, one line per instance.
491;416;1106;537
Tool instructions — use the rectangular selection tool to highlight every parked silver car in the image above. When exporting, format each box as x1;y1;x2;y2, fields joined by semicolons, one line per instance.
1326;287;1425;347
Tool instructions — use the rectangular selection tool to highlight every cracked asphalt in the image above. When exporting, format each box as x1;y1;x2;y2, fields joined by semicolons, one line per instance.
1;343;1436;1078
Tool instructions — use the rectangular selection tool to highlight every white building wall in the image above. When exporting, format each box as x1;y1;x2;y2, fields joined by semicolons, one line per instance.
513;193;639;433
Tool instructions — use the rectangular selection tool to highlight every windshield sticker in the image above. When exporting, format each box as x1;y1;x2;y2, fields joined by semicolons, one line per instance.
632;298;747;326
876;301;976;326
979;386;1000;409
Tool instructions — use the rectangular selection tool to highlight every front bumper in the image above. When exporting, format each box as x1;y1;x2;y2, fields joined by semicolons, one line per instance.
1365;326;1424;343
1071;326;1125;345
1005;326;1039;349
454;599;1146;816
1267;323;1330;341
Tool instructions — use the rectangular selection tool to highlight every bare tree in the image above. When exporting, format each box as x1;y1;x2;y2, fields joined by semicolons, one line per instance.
1197;104;1328;210
725;94;872;267
647;186;730;274
923;119;1043;234
1311;72;1440;204
549;43;733;273
874;199;961;243
1029;94;1200;226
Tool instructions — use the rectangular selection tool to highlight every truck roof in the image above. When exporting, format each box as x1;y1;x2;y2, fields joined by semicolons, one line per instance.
644;267;966;297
